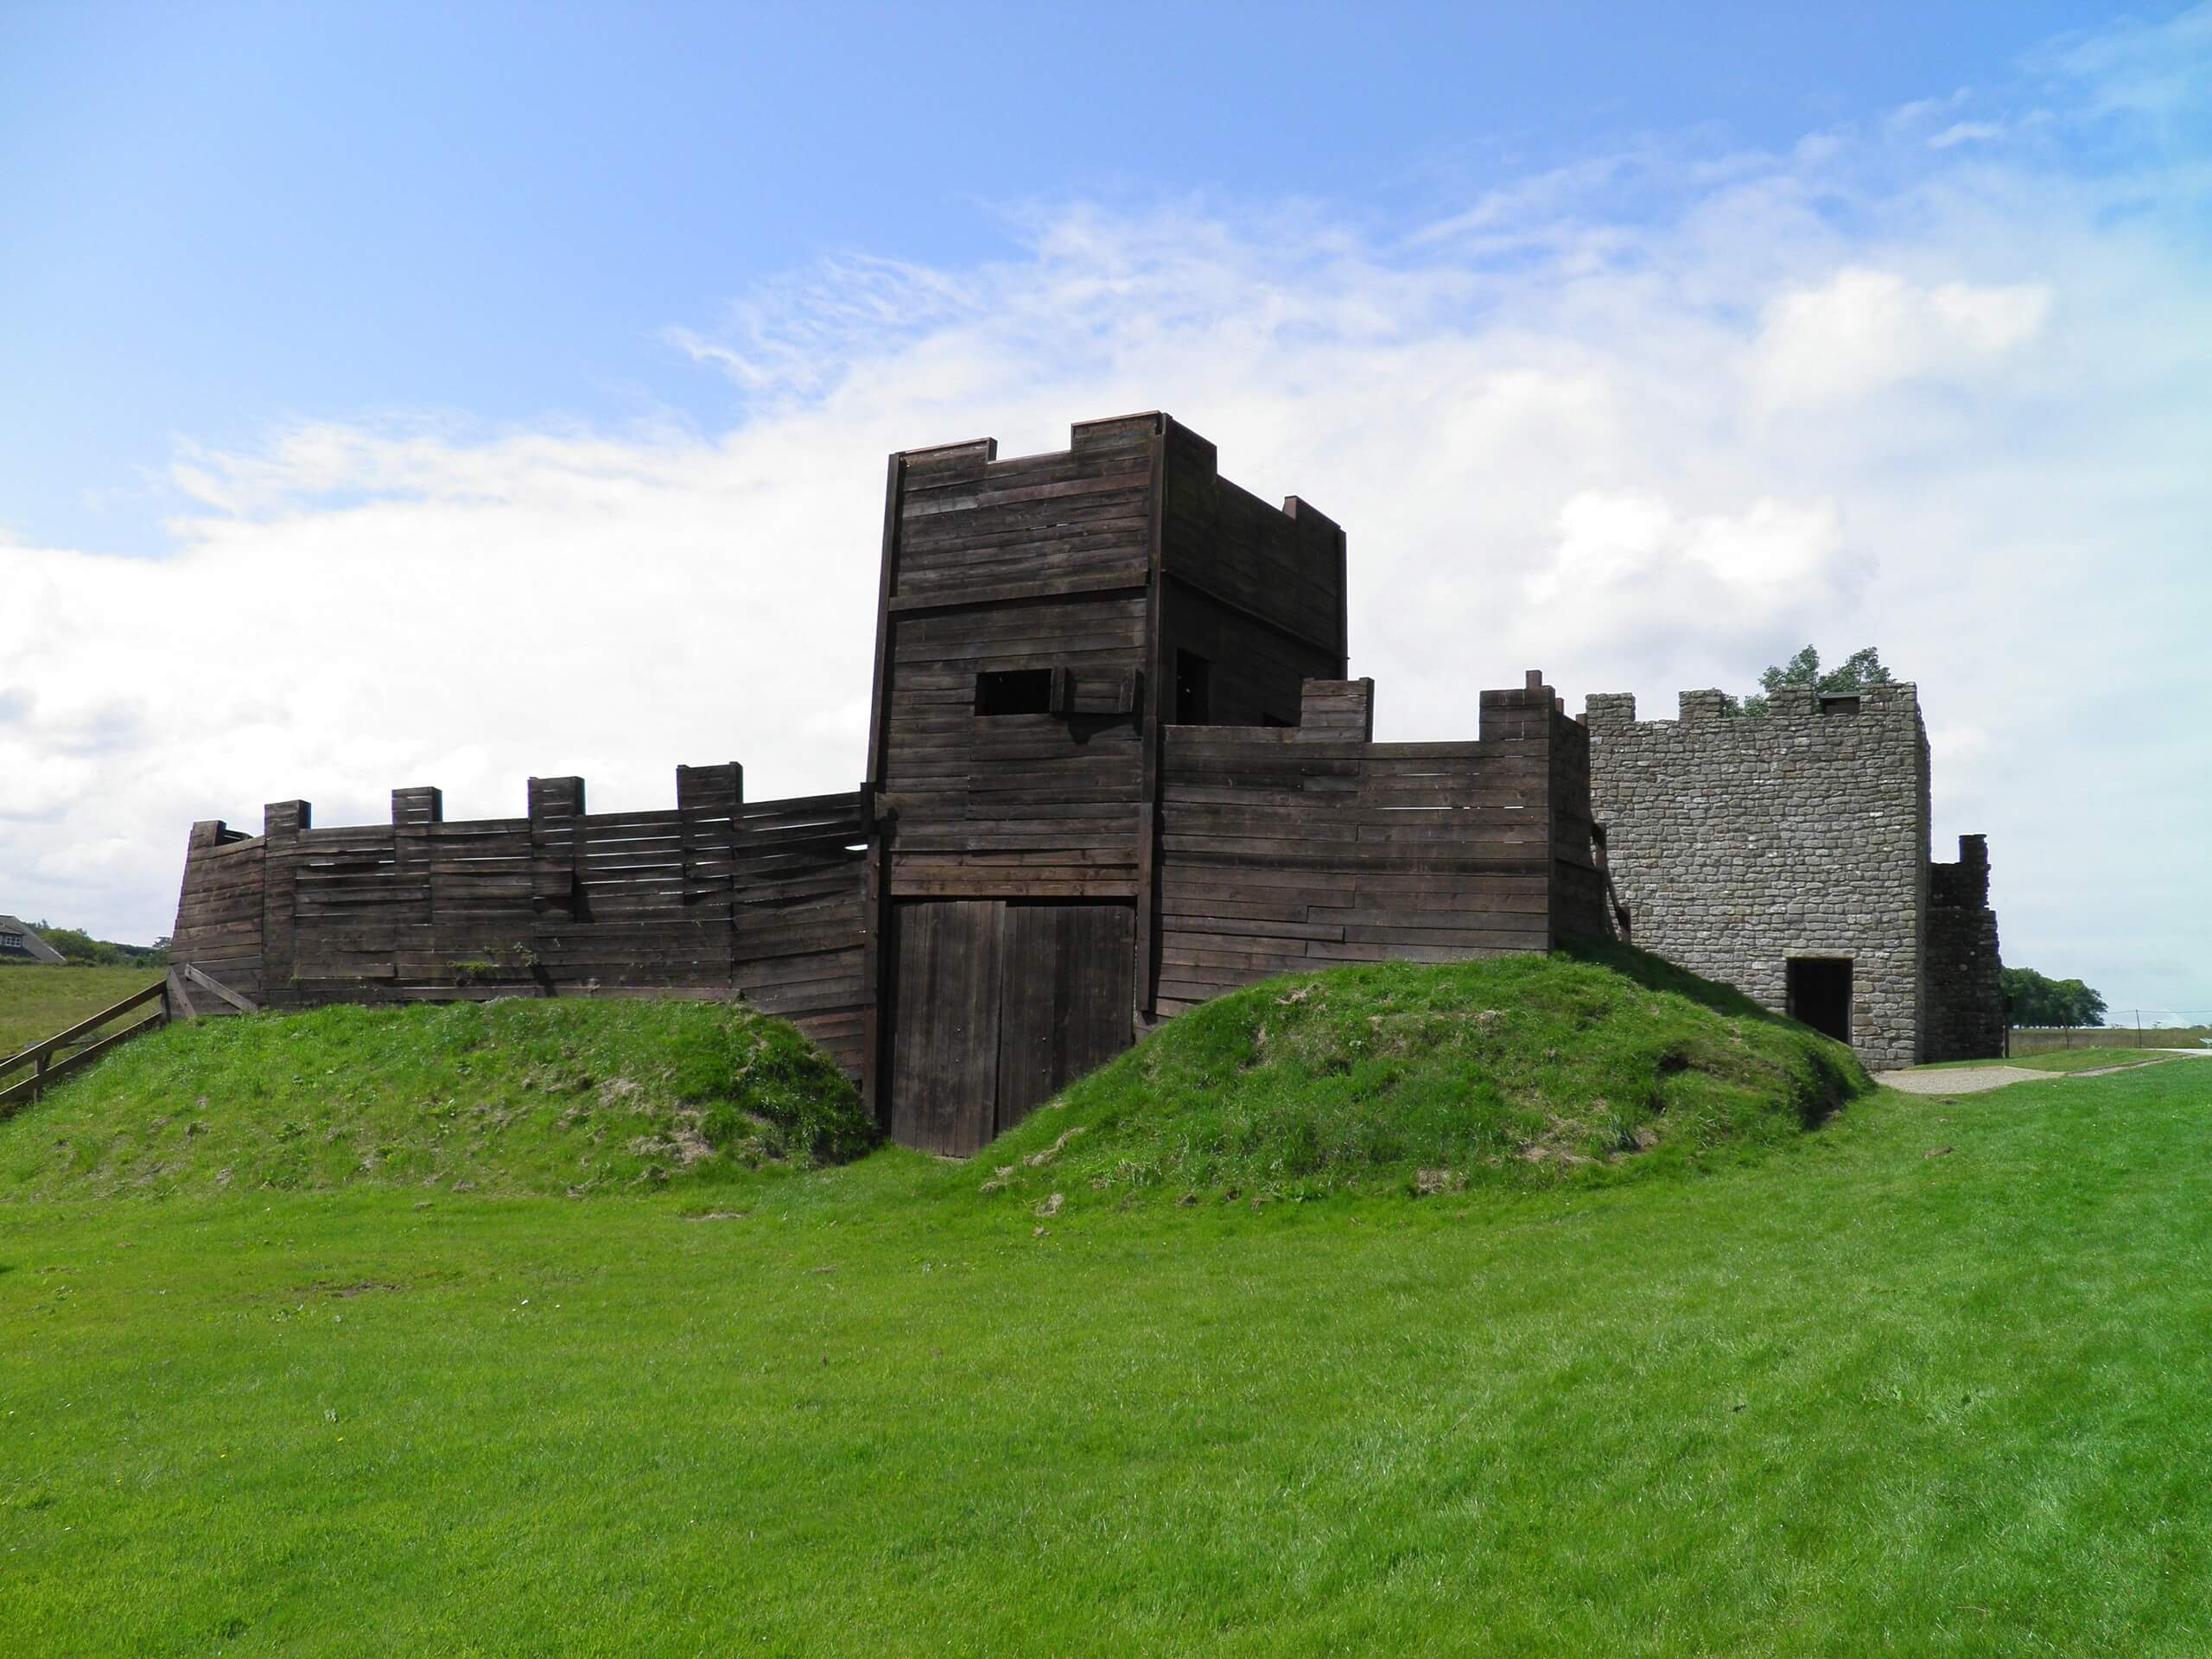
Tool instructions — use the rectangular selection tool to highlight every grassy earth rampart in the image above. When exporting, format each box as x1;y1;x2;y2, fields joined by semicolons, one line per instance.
11;951;2196;1655
971;943;1867;1210
0;997;874;1199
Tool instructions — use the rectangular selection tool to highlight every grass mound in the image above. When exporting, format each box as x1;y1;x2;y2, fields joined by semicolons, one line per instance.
0;997;874;1200
976;942;1870;1208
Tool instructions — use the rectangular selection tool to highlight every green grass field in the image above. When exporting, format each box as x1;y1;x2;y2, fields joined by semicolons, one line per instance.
1924;1047;2205;1074
2009;1025;2212;1056
0;965;164;1058
4;962;2210;1654
0;996;874;1199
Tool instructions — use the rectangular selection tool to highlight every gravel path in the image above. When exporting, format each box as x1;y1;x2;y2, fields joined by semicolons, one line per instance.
1878;1051;2212;1095
1877;1066;2054;1095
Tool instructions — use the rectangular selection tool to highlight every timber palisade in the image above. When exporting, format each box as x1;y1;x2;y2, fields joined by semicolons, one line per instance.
171;412;1619;1155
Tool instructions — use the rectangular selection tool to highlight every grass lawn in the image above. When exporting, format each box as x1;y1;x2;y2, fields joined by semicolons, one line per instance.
2010;1026;2212;1057
0;966;166;1060
1921;1047;2205;1075
0;997;874;1199
6;1051;2212;1650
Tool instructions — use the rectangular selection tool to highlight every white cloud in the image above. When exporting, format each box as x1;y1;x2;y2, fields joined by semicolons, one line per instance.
1522;491;1849;651
5;11;2209;1016
1929;120;2005;149
0;740;96;821
1750;266;2053;410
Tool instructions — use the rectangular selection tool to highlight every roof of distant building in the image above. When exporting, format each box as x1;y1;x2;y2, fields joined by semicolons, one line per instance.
0;915;67;963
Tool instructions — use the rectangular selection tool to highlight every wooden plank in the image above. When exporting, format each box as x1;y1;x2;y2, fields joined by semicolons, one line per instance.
887;899;1002;1157
899;447;1149;502
164;969;200;1020
0;1007;166;1116
182;963;260;1013
0;979;168;1080
995;901;1134;1135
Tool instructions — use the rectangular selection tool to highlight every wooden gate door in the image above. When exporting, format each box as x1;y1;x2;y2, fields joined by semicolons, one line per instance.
995;901;1135;1135
888;900;1005;1155
887;899;1135;1154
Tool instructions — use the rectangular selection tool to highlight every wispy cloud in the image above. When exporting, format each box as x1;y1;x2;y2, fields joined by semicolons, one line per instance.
1929;120;2006;149
4;6;2209;1014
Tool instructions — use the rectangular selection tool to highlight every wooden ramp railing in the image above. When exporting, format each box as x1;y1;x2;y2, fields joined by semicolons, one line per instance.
0;980;169;1116
0;963;269;1117
0;965;264;1116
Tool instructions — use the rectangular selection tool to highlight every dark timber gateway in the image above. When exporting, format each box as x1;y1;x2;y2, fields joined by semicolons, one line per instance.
168;411;2001;1155
865;415;1611;1152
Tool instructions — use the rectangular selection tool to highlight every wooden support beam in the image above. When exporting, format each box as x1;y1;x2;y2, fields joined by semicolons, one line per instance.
181;962;261;1014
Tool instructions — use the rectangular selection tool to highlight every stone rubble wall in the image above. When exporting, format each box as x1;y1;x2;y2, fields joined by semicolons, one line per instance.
1926;834;2005;1062
1584;683;1932;1071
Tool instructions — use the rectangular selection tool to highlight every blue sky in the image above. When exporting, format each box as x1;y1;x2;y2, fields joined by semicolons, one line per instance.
3;3;2209;1019
1;0;2145;556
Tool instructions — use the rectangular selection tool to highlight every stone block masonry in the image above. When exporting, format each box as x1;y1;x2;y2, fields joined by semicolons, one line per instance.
1927;834;2004;1061
1584;681;1997;1070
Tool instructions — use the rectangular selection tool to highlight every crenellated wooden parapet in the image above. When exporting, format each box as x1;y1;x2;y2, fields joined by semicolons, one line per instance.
168;766;872;1077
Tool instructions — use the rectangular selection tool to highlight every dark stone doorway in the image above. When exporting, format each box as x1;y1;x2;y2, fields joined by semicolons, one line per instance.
1787;957;1854;1046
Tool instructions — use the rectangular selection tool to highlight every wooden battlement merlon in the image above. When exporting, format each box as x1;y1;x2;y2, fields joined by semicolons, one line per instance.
676;763;744;813
526;775;585;819
391;786;443;826
1298;678;1375;741
1477;675;1562;744
1071;412;1165;449
896;435;998;467
1158;416;1347;673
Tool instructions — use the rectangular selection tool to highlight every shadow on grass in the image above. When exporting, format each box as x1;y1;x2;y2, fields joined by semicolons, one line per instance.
1560;939;1868;1128
1560;938;1784;1025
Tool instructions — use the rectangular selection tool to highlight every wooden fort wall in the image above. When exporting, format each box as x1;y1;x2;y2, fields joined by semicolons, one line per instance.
168;410;1618;1155
171;819;269;1002
169;770;870;1077
1153;675;1611;1014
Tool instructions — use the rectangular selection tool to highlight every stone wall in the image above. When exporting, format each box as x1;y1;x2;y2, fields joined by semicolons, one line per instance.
1926;834;2004;1062
1584;683;1932;1070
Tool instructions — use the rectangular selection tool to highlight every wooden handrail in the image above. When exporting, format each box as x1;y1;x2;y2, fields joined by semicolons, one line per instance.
0;1008;168;1116
0;978;168;1083
0;965;264;1117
